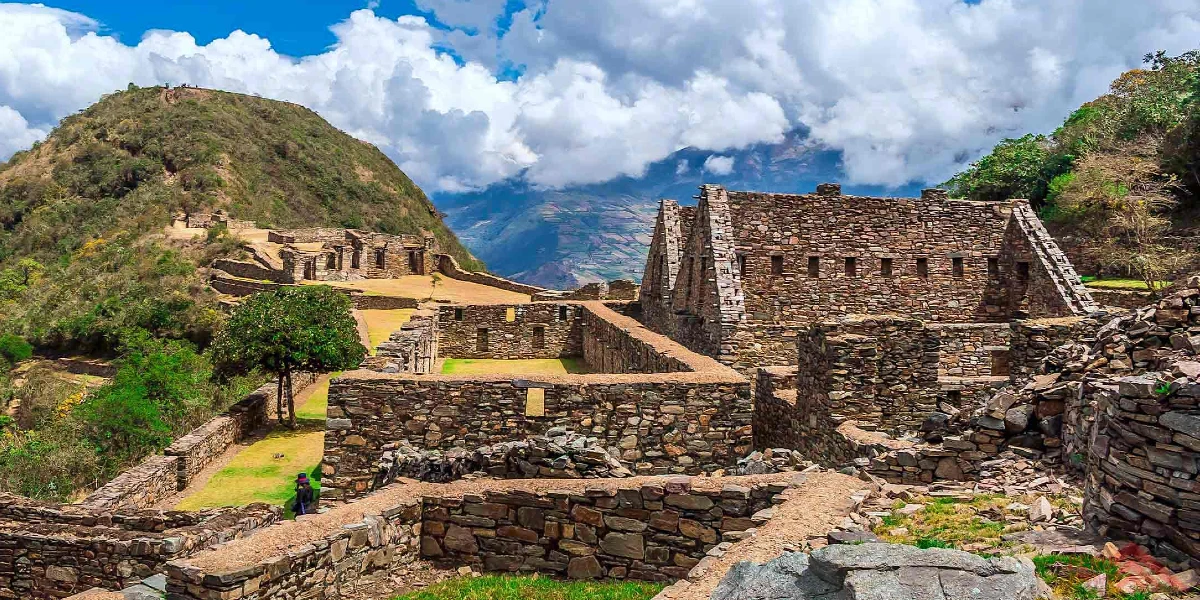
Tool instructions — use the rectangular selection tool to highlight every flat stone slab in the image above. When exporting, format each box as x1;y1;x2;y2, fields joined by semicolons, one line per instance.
711;543;1046;600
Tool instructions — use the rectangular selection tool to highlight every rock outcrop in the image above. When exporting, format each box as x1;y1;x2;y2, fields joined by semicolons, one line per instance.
711;543;1047;600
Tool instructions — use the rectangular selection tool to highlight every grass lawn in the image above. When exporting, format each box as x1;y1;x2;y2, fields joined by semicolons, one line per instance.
441;358;589;376
312;276;531;304
393;576;664;600
360;308;416;353
1080;276;1167;291
174;379;330;511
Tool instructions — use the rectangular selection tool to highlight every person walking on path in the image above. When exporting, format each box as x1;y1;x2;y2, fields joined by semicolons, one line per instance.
293;472;316;516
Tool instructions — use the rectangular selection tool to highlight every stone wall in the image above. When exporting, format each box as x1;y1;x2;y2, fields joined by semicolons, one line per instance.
78;455;179;511
166;501;423;600
1083;366;1200;566
437;303;583;360
581;307;693;374
929;323;1011;378
209;274;283;296
374;314;439;374
210;259;284;282
0;501;278;598
438;254;545;296
796;315;941;435
420;480;785;581
1008;317;1092;381
322;373;752;501
1089;288;1155;310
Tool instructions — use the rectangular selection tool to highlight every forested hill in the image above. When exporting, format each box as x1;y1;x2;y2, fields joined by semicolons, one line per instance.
945;50;1200;286
0;85;478;353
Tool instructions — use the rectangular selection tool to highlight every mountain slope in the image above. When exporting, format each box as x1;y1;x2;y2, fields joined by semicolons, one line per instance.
0;85;477;352
436;131;921;288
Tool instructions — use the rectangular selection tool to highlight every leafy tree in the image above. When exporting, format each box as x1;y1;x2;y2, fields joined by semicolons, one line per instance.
944;135;1061;202
0;334;32;365
210;286;365;427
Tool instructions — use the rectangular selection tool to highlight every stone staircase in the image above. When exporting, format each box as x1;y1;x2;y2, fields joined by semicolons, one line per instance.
1012;202;1099;315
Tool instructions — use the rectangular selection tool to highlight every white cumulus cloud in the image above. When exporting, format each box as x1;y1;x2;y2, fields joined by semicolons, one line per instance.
1;0;1199;191
703;155;734;175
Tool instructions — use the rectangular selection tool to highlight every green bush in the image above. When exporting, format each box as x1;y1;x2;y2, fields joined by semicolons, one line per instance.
0;334;32;365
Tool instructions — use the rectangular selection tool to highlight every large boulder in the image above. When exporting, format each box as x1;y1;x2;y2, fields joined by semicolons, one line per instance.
711;543;1047;600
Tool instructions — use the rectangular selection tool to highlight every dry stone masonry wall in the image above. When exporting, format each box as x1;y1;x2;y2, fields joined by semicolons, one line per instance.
437;303;583;360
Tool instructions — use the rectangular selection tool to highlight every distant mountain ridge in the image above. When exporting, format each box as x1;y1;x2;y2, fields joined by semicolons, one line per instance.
434;130;922;288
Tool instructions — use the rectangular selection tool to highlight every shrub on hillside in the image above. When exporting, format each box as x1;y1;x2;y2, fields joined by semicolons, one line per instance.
0;334;32;365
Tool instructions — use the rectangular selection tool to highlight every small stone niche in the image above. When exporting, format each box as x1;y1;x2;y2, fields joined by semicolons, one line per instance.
525;388;545;417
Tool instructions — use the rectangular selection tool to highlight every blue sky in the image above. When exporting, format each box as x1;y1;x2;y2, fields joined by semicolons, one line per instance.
46;0;524;57
1;1;1198;192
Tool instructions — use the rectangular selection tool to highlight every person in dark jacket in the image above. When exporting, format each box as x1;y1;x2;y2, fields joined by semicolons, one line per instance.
293;472;316;515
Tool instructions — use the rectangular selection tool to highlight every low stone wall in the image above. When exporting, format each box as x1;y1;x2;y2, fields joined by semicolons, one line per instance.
438;303;583;360
1008;316;1093;381
1084;365;1200;565
350;294;419;310
211;259;284;282
78;455;179;511
166;502;423;600
1089;288;1155;310
0;493;208;531
209;274;283;296
438;254;545;296
582;305;693;374
0;502;278;598
421;479;785;581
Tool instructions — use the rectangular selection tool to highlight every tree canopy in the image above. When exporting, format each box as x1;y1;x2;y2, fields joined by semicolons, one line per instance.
210;285;365;426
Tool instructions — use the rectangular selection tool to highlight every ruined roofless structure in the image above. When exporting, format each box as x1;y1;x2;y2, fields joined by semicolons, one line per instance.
639;183;1098;373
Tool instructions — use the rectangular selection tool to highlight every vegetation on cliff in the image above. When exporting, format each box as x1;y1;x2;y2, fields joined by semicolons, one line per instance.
946;51;1200;289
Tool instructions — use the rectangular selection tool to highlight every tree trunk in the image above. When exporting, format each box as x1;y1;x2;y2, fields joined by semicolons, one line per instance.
285;365;296;429
276;372;284;425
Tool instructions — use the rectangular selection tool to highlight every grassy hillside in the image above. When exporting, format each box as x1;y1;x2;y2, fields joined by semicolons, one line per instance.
945;50;1200;287
0;85;480;499
0;85;480;353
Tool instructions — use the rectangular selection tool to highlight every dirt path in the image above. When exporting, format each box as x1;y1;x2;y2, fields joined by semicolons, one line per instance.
657;470;869;600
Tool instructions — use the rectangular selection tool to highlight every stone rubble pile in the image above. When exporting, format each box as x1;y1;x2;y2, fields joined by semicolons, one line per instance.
711;543;1047;600
374;428;633;484
731;448;813;475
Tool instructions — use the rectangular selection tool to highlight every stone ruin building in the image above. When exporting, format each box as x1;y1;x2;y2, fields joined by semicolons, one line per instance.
16;184;1200;600
270;228;440;283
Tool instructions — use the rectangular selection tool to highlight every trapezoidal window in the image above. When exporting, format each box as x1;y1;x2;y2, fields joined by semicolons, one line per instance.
771;255;784;276
807;256;819;278
988;257;999;279
916;257;929;279
736;254;747;277
558;305;569;321
506;307;516;322
533;326;545;350
844;257;857;278
952;257;964;279
525;388;545;417
476;328;489;352
991;350;1011;377
1017;261;1030;281
375;249;386;269
454;307;464;321
880;258;893;277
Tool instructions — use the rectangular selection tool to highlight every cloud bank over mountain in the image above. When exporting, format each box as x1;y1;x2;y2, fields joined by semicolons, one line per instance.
1;0;1199;192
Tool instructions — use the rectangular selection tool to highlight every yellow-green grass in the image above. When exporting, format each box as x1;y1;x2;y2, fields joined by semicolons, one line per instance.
175;382;330;510
310;275;531;304
174;426;324;510
1081;277;1167;291
392;575;664;600
294;374;334;421
360;308;416;353
1033;554;1163;600
440;358;589;376
875;494;1079;551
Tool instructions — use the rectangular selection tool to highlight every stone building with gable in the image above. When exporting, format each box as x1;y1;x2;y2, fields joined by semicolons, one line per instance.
639;183;1098;379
